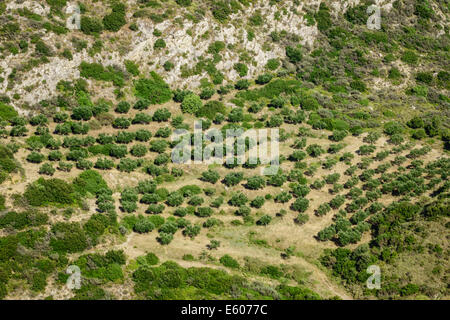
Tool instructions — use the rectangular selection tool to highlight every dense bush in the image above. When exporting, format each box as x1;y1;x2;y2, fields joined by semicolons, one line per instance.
201;169;220;184
219;254;240;269
50;222;88;253
257;215;272;226
152;108;171;122
154;38;166;50
285;46;302;63
291;198;309;213
80;16;103;35
179;94;201;115
306;144;325;157
234;63;248;77
73;170;108;196
26;152;45;163
245;175;265;190
130;144;147;157
134;72;172;105
0;103;18;122
24;178;75;206
115;101;131;114
103;2;126;32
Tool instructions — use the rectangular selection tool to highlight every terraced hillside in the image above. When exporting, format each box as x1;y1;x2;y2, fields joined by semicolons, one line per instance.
0;0;448;300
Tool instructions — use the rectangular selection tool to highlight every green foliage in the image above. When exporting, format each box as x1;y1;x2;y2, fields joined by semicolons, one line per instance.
219;254;239;269
154;38;166;50
24;178;75;206
315;3;332;32
245;175;265;190
134;72;172;104
0;210;48;230
124;60;140;76
103;2;126;32
0;103;18;122
196;100;226;120
286;46;302;63
257;215;272;226
39;163;55;176
296;213;309;225
79;62;124;87
234;63;248;77
134;218;155;233
181;94;202;114
153;108;171;122
115;101;131;114
201;169;220;184
415;0;434;19
211;1;233;22
183;225;201;238
223;172;244;187
80;16;103;35
50;222;88;253
266;58;280;71
401;51;419;65
73;170;108;196
384;121;405;136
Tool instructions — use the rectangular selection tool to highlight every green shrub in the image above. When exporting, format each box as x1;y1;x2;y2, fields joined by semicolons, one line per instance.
415;0;434;19
291;198;309;213
118;158;139;172
79;62;124;86
196;207;213;218
24;178;75;206
0;103;18;121
306;144;325;157
115;101;131;114
80;16;103;35
39;163;55;176
152;108;171;122
144;252;160;265
134;72;172;105
255;73;273;85
261;265;283;279
133;99;150;110
219;254;239;269
26;151;45;163
73;170;108;196
124;60;140;76
315;3;332;32
201;169;220;184
211;1;232;22
103;2;126;32
286;46;302;63
384;121;404;136
266;58;280;70
50;222;88;253
401;51;419;64
134;219;155;233
158;232;173;245
245;176;266;190
208;41;225;54
181;94;202;114
183;225;201;238
234;63;248;77
154;38;166;50
296;213;309;225
257;215;272;226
